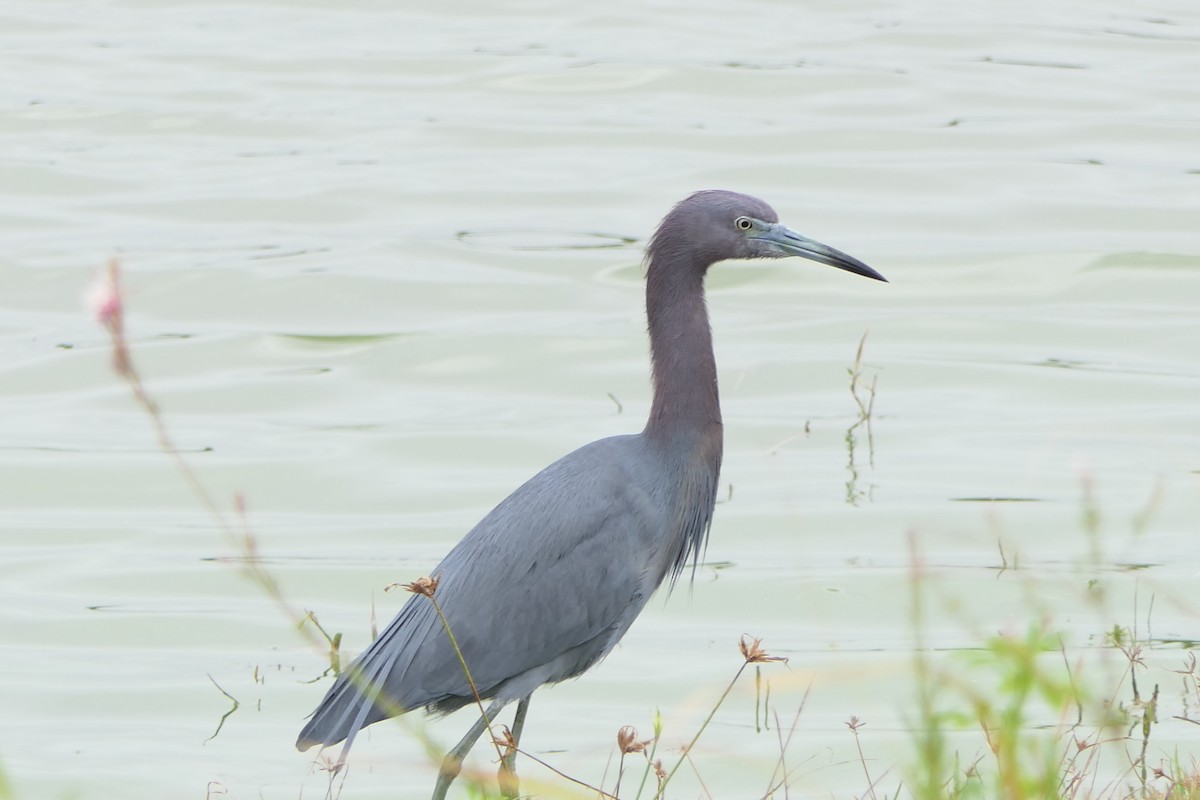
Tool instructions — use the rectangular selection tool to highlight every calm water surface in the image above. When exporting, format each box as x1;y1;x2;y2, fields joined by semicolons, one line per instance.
2;1;1198;797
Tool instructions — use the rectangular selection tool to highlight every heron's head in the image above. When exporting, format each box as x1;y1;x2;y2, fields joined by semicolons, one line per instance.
648;189;887;282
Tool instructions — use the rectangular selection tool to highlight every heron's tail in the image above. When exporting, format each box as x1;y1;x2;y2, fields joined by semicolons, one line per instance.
295;660;396;754
295;598;442;756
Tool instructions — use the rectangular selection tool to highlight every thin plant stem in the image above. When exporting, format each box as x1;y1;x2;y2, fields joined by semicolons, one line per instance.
510;747;619;799
634;712;663;800
684;746;714;800
614;750;627;799
762;687;809;799
847;716;877;800
653;662;750;798
409;582;505;765
773;712;790;800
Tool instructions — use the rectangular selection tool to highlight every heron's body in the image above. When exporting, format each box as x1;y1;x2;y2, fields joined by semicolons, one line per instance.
297;190;885;797
297;430;718;746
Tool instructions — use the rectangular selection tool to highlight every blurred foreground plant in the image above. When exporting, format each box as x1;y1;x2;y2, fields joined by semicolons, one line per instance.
900;520;1199;800
87;259;319;646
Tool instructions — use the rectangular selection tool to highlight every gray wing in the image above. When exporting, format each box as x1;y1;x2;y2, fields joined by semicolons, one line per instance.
297;434;664;753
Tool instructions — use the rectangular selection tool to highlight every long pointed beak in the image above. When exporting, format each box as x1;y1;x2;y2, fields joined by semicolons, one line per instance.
765;223;887;282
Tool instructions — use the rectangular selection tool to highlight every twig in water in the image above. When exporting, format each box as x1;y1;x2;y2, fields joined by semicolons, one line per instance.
205;674;240;743
844;331;880;504
755;666;764;733
300;610;343;678
847;331;878;427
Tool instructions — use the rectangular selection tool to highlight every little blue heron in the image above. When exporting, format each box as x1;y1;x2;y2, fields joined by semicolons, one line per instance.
297;190;886;798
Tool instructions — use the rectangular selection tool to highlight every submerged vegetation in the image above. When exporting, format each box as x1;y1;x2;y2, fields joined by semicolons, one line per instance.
845;329;880;506
84;260;1198;799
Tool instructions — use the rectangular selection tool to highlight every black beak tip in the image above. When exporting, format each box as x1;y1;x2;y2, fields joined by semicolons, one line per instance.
849;261;888;283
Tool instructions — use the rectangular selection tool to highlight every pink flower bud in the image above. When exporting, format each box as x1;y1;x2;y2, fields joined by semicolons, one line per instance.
86;259;122;329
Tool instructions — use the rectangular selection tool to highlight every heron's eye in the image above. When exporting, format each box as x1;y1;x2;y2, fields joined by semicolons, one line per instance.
735;216;753;231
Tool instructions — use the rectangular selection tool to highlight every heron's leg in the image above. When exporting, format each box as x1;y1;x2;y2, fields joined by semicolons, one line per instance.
431;699;507;800
498;694;532;799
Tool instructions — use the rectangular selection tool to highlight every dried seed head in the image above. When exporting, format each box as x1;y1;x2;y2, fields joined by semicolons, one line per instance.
492;725;517;756
616;725;646;754
654;759;666;781
398;575;440;598
316;752;345;775
739;634;787;664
